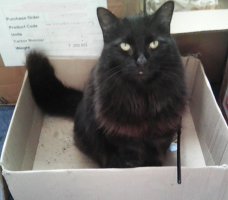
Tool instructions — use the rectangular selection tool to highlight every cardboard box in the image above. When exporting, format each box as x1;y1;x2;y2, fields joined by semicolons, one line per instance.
1;56;228;200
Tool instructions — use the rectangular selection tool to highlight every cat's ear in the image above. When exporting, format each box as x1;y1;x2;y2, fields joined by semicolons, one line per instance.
153;1;174;32
97;7;119;32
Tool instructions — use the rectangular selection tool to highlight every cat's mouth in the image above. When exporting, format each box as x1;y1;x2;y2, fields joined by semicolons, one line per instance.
138;71;144;75
136;71;147;81
135;70;159;83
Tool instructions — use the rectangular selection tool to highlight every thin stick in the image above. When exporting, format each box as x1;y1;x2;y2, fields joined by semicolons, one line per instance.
177;124;182;184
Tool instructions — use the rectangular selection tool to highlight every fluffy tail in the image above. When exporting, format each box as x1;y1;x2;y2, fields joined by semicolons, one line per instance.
26;51;82;117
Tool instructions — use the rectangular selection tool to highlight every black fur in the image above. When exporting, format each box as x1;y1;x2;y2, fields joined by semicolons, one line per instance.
27;51;82;117
27;1;187;168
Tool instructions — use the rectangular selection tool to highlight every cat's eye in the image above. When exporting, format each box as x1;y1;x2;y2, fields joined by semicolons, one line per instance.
120;42;131;51
149;40;159;49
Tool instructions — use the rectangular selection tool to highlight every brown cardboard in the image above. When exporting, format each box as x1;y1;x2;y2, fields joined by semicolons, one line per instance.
0;67;25;104
108;0;143;18
1;56;228;200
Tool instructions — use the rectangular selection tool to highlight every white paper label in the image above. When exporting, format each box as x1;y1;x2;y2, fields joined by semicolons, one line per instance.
0;0;107;66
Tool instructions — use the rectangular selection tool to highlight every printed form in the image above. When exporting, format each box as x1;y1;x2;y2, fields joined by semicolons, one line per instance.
0;0;107;66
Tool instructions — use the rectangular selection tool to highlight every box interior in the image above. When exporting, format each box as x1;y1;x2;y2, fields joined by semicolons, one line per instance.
1;57;228;172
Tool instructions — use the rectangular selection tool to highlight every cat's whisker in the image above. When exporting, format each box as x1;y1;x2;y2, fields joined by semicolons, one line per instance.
163;72;183;77
102;69;121;84
106;66;121;75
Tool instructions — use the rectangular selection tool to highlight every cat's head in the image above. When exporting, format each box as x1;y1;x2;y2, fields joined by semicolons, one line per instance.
96;1;182;85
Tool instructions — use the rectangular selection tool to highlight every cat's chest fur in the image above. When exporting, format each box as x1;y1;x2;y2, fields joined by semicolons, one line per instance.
93;81;167;138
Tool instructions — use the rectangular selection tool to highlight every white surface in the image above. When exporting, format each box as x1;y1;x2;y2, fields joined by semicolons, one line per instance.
0;0;106;66
1;1;228;66
171;9;228;34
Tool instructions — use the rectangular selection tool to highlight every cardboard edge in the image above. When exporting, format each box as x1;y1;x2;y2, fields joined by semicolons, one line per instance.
2;165;224;176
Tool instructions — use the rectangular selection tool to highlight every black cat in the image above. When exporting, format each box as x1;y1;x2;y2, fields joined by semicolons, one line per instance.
26;1;186;168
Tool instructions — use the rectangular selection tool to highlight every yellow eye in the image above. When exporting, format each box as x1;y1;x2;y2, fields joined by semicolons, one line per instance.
149;40;159;49
120;42;131;51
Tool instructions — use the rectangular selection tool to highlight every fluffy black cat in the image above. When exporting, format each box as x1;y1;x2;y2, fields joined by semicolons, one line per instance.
26;1;186;167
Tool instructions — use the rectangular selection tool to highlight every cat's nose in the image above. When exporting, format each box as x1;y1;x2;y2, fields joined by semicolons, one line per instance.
137;54;147;67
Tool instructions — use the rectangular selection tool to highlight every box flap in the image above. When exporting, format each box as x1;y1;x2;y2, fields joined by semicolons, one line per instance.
190;59;228;165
